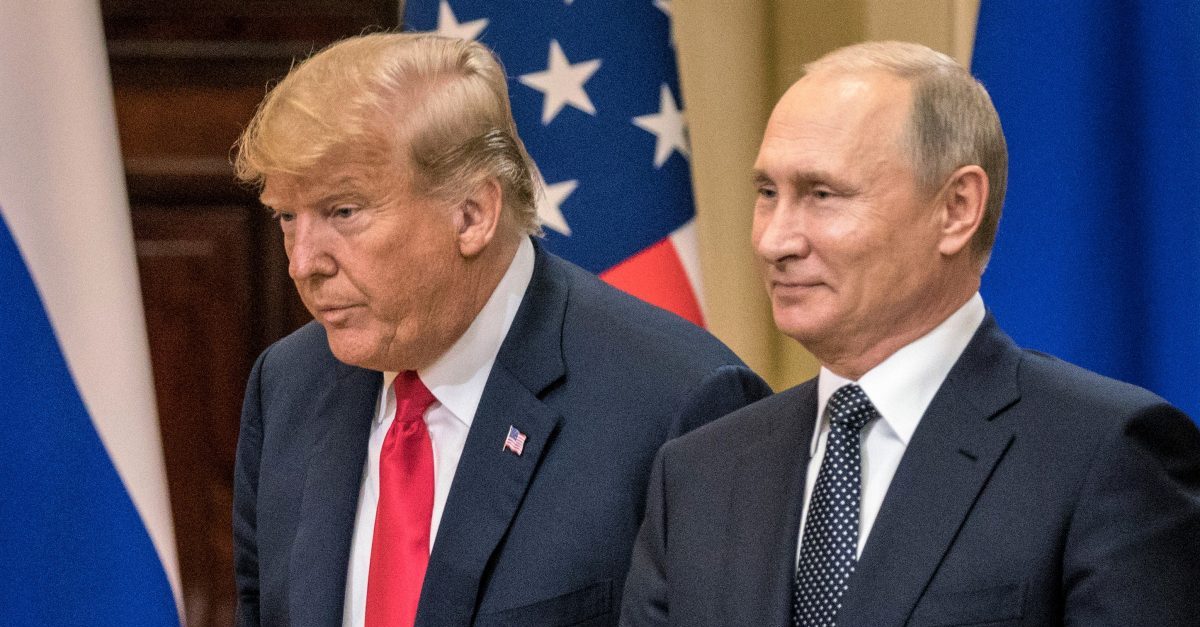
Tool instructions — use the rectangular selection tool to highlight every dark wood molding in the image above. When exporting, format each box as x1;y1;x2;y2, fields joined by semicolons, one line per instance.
103;0;401;87
108;39;311;88
124;157;255;206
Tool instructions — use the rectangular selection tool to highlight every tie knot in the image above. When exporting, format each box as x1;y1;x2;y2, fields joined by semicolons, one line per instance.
393;371;436;423
826;383;878;431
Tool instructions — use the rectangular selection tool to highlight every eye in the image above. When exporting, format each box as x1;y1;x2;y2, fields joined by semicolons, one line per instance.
332;206;357;219
812;187;833;200
756;185;777;200
272;211;295;223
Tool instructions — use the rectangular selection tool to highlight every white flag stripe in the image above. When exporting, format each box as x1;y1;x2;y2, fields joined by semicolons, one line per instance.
668;219;705;316
0;1;182;609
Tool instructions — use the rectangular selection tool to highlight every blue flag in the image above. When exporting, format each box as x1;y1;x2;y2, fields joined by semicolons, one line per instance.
0;217;178;625
404;0;706;326
973;1;1200;421
0;2;180;623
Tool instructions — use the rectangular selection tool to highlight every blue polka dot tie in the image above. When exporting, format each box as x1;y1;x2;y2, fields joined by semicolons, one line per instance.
792;383;879;627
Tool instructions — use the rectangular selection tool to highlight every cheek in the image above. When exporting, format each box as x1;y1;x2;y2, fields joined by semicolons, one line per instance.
380;248;458;314
808;222;866;275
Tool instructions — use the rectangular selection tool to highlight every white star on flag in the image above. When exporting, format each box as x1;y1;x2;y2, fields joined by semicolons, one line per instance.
436;0;488;41
536;176;578;236
633;84;691;168
519;40;602;125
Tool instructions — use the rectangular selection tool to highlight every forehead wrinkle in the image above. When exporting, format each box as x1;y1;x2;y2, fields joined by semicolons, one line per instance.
262;166;383;207
788;72;910;141
758;124;857;187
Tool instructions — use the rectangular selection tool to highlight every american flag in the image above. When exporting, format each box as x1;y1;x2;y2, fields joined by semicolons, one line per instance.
403;0;706;326
502;425;527;456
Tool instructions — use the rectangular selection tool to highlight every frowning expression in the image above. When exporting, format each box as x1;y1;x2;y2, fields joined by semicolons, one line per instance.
260;154;473;372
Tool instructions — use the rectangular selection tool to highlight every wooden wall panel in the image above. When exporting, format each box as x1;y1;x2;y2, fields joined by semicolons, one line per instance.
133;206;252;625
103;2;396;624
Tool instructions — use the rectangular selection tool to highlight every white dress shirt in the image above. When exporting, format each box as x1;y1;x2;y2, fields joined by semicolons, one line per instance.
796;293;986;561
342;237;535;627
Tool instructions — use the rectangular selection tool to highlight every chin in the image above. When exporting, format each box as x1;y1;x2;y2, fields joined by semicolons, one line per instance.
324;331;381;370
773;310;834;348
329;328;433;372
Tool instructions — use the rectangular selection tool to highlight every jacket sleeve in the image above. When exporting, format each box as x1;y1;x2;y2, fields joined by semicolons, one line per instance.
1062;402;1200;626
620;445;672;627
620;365;771;626
668;364;772;440
233;349;269;627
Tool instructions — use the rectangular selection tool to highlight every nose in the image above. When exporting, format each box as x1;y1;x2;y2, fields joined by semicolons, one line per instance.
286;215;337;281
753;204;811;268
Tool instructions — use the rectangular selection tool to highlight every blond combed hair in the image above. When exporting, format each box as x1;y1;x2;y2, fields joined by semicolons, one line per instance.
806;41;1008;267
234;32;542;235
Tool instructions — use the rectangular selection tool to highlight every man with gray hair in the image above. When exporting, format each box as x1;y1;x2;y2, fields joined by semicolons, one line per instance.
621;40;1200;626
232;32;770;627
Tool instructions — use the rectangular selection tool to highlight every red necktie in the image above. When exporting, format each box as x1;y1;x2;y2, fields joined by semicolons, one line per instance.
365;371;437;627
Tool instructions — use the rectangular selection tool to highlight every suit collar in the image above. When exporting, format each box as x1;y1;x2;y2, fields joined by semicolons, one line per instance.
493;238;568;396
418;236;536;427
836;313;1022;626
814;292;987;454
721;381;819;626
416;240;568;625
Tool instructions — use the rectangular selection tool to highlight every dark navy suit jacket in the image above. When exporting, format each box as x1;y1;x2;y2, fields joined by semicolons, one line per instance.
621;315;1200;626
233;243;772;626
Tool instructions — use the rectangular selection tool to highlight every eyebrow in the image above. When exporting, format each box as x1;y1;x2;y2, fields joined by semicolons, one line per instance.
752;168;859;196
258;175;366;210
258;195;279;214
752;169;835;186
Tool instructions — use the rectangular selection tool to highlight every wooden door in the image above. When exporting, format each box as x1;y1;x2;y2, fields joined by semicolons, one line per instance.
102;2;399;624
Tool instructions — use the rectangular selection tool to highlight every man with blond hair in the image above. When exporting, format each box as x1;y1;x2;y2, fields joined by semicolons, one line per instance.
621;40;1200;626
232;32;769;627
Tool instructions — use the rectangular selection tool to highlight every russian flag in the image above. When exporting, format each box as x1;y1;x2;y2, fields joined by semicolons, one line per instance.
973;1;1200;422
404;0;707;326
0;2;182;624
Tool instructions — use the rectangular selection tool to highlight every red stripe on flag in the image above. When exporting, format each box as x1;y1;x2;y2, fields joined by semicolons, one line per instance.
600;237;705;327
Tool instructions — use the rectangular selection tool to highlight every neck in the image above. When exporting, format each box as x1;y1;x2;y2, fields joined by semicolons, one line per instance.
816;279;978;380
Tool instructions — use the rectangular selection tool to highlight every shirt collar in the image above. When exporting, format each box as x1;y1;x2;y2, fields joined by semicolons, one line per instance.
378;237;535;427
812;292;986;455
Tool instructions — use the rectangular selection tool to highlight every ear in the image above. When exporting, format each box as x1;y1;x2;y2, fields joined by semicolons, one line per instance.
454;177;503;258
936;165;988;257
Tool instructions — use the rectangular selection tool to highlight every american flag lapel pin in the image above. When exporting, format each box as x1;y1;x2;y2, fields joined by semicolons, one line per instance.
502;425;527;456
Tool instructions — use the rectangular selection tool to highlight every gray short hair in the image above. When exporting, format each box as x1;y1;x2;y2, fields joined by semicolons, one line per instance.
805;41;1008;265
234;32;542;235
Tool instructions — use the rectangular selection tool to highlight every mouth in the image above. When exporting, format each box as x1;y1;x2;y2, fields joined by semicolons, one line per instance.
314;304;363;326
769;280;825;299
771;278;823;290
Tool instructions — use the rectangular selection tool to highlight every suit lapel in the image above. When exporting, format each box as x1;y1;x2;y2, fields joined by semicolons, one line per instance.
722;383;818;626
417;242;568;626
289;362;381;625
836;316;1022;627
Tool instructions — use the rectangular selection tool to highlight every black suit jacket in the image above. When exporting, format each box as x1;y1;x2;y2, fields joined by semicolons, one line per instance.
621;315;1200;626
234;243;772;626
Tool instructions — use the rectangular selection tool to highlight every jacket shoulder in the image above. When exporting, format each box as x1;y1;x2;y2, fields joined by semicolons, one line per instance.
547;252;747;372
664;381;815;460
251;321;349;392
1016;348;1175;420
